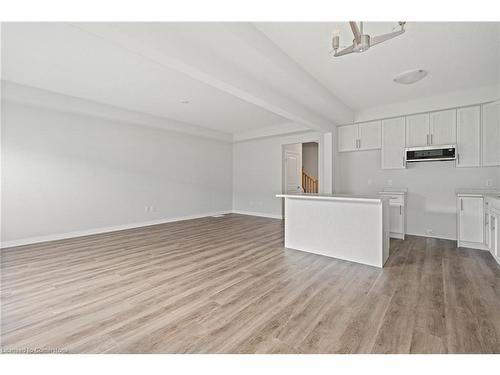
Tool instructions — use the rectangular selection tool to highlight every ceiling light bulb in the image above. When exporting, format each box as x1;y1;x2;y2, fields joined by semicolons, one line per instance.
393;69;428;84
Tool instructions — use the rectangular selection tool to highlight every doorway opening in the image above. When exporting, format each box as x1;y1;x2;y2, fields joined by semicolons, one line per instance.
282;142;319;194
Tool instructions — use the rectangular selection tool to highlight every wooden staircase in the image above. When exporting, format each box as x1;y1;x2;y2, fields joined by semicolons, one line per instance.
302;168;318;193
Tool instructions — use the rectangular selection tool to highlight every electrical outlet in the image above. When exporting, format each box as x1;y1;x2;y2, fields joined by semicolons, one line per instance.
426;229;434;235
486;179;493;187
387;179;393;186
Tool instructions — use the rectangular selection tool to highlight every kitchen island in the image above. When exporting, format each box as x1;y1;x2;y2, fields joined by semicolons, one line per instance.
276;193;390;268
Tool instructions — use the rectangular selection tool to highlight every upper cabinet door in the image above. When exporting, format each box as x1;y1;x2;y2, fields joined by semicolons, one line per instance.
457;106;481;168
381;117;406;169
430;109;457;145
406;113;430;147
338;124;358;152
482;101;500;166
358;121;381;150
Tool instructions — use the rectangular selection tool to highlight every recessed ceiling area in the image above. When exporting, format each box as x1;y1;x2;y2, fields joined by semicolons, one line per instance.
255;22;500;110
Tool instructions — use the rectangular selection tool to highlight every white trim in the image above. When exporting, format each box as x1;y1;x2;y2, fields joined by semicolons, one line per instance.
406;231;456;241
232;210;283;220
490;250;500;266
1;210;232;249
457;240;489;251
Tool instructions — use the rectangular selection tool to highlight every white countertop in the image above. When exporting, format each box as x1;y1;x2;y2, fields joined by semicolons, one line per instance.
456;188;500;198
379;190;407;196
380;187;408;194
276;193;386;203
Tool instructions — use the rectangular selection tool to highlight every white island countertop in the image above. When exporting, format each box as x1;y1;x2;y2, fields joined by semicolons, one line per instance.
276;193;386;204
277;192;390;267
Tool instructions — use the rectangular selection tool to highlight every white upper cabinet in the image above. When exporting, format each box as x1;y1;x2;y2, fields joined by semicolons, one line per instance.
338;121;381;152
358;121;381;150
430;109;457;145
338;124;358;152
482;101;500;166
405;113;430;147
457;106;481;168
381;117;406;169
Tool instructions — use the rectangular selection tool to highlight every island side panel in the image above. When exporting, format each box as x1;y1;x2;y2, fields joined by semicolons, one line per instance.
381;198;390;266
284;197;384;267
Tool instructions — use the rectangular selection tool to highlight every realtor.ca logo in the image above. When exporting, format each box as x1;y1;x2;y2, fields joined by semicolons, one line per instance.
1;347;68;354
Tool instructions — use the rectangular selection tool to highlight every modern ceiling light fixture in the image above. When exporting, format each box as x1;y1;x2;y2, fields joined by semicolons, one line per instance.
331;21;406;57
393;69;428;84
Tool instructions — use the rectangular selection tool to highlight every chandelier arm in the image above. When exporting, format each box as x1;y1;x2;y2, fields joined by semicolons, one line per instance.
334;44;355;57
370;29;405;47
349;21;361;44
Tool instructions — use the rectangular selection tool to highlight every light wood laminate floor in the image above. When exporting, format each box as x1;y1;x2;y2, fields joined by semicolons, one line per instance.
1;214;500;353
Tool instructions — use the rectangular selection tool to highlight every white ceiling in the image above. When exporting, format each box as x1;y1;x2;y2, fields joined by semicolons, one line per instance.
256;22;500;110
2;22;499;137
1;23;291;134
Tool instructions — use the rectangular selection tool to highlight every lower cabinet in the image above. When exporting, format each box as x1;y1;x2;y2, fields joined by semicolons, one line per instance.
488;211;499;260
389;204;404;239
380;192;406;239
457;196;485;249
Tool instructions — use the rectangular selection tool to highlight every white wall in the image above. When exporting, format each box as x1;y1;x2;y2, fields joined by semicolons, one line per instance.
302;142;318;179
336;86;500;240
336;149;499;240
355;84;500;122
1;100;233;246
233;131;331;218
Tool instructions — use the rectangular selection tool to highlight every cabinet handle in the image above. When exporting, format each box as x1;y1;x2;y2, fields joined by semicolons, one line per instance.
358;139;361;149
460;199;463;211
400;206;402;215
427;134;429;145
457;154;460;164
430;134;433;144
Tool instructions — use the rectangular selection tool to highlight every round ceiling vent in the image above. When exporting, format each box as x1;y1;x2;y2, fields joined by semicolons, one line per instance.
393;69;428;84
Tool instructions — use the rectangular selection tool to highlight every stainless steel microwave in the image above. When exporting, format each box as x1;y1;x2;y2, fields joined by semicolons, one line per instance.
405;145;456;163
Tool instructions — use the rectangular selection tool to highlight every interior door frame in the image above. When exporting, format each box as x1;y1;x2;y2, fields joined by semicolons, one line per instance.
281;137;322;217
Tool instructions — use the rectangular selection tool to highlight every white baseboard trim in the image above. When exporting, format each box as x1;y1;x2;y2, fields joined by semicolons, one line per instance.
406;231;456;241
0;210;232;249
232;210;283;220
